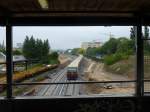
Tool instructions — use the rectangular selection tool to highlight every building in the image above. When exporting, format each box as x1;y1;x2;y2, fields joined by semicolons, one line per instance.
0;53;26;73
0;52;26;62
81;41;101;49
13;55;26;62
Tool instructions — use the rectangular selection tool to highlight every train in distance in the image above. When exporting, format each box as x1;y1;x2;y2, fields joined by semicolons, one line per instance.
66;55;83;80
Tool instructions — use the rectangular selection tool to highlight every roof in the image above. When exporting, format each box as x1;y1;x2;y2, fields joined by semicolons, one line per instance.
0;0;150;18
0;54;27;63
13;55;26;62
0;0;150;26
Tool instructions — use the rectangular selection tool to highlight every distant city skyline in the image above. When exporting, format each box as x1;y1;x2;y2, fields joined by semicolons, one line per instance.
0;26;131;50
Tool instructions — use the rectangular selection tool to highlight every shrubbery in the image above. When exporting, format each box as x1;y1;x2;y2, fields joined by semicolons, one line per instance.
0;41;5;54
84;37;134;65
13;50;22;55
0;64;58;84
47;52;60;64
71;48;85;55
103;53;129;65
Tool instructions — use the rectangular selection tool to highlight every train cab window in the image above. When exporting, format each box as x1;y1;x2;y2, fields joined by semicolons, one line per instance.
0;26;137;98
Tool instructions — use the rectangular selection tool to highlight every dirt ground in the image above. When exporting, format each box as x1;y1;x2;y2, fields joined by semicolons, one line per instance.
81;57;135;95
59;54;71;64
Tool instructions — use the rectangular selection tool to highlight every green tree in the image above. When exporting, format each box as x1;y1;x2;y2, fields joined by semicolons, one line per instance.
50;52;58;59
35;39;43;60
100;38;118;55
143;26;150;54
22;36;51;64
117;37;134;55
48;52;59;64
13;50;22;55
23;35;36;59
41;39;50;63
86;47;97;56
29;36;36;58
78;48;85;55
130;26;136;40
0;40;5;54
22;36;30;59
144;26;149;39
71;48;80;55
71;48;85;55
43;39;50;56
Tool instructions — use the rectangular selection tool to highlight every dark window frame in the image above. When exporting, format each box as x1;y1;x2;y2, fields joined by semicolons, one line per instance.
0;14;146;99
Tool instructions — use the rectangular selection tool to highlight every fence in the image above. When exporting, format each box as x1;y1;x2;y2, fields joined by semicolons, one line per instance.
0;59;40;72
144;56;150;64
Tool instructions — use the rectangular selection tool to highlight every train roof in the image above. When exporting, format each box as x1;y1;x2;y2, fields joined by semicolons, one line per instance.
68;55;83;68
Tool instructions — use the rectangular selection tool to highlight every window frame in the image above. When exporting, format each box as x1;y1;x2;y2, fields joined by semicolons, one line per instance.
0;15;145;99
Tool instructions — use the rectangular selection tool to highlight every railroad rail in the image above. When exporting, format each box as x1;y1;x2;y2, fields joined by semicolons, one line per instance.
36;67;81;96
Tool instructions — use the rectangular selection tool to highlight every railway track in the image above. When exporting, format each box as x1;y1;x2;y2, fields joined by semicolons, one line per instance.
37;68;66;96
36;68;81;96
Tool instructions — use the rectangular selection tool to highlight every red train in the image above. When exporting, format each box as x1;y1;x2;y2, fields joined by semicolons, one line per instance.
66;55;83;80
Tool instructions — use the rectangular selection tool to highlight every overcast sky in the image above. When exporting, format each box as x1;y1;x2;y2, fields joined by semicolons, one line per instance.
0;26;131;50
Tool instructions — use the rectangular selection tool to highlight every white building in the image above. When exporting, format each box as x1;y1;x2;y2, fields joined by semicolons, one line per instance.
81;41;101;49
13;55;26;61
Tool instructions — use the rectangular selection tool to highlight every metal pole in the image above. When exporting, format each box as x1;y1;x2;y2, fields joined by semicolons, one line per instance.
136;15;144;97
25;60;28;70
6;17;13;99
13;62;14;72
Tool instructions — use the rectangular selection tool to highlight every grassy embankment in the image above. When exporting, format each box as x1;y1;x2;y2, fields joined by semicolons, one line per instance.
103;55;150;79
103;55;135;79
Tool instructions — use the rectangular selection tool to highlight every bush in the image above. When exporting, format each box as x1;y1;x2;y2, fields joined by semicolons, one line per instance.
43;52;60;65
0;65;58;83
49;59;60;65
13;50;22;55
104;53;129;65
